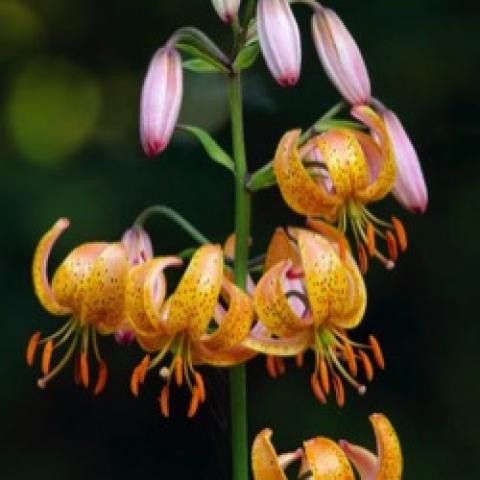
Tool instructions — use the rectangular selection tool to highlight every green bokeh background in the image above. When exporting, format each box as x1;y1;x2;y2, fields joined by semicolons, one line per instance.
1;0;478;478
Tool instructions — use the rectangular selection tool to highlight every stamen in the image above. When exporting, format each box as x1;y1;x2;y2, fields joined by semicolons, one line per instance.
174;356;183;387
41;340;54;375
328;346;366;395
319;359;330;394
187;387;200;418
266;355;277;378
333;374;345;407
130;367;140;397
358;351;374;382
373;250;395;270
194;372;206;403
310;373;326;404
369;335;385;370
158;385;170;418
392;216;408;252
138;355;151;384
295;352;304;368
94;361;108;395
26;331;41;366
366;222;376;256
343;342;358;377
386;231;398;261
275;357;286;376
357;244;368;274
80;351;89;388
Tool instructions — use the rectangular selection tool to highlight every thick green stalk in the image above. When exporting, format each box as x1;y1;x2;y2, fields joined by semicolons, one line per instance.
229;72;250;480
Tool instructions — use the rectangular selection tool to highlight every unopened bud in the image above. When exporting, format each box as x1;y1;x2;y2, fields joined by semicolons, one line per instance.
212;0;241;24
121;226;154;265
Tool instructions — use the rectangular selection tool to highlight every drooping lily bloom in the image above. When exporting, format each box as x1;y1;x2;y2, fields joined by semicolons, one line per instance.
252;413;402;480
28;219;130;394
274;105;409;272
127;244;255;417
245;227;385;406
140;46;183;157
212;0;241;23
257;0;301;87
311;5;370;106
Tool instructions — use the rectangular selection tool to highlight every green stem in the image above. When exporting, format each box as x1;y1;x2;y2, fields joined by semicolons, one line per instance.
134;205;210;245
229;71;250;480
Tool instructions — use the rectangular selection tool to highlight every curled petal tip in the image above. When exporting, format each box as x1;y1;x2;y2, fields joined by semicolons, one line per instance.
212;0;241;23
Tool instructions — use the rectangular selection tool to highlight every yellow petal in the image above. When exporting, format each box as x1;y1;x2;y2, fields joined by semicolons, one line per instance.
201;279;254;350
192;342;257;367
264;228;301;272
254;260;310;337
136;330;172;353
303;437;355;480
352;106;397;203
32;218;72;315
243;327;313;356
252;429;287;480
273;130;342;221
314;129;369;197
165;244;223;338
80;243;129;334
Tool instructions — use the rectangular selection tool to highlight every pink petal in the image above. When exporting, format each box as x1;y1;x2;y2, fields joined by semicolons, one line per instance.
121;227;154;265
212;0;241;23
339;440;378;480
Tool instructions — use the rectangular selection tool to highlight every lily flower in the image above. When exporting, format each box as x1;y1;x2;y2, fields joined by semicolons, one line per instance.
245;227;385;406
252;413;402;480
127;244;255;417
257;0;302;87
140;46;183;157
311;4;370;106
212;0;241;24
121;225;154;266
28;218;130;394
273;105;409;272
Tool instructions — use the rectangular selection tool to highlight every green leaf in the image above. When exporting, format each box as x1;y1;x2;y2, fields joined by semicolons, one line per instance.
177;124;234;173
247;161;277;192
177;43;230;74
233;42;260;71
182;58;221;73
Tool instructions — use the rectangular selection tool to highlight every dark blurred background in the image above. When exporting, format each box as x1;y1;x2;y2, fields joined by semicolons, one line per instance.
1;0;479;478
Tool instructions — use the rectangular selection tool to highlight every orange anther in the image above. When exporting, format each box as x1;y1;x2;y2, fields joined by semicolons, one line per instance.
366;222;376;256
26;331;41;367
187;387;200;419
174;356;183;387
266;355;277;379
333;374;345;407
319;359;330;394
130;367;140;397
158;385;170;418
358;350;374;382
80;351;89;388
138;355;150;384
391;216;407;252
41;340;54;375
386;231;398;261
295;353;304;368
275;357;286;376
195;372;206;403
357;244;369;274
369;335;385;370
310;373;326;404
343;342;358;377
94;361;108;396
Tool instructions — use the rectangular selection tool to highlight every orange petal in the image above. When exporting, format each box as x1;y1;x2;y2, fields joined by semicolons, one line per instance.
192;342;257;367
243;327;313;357
264;228;301;271
251;429;288;480
166;245;223;338
32;218;72;315
273;130;341;221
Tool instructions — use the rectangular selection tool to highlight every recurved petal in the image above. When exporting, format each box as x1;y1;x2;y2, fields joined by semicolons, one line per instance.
264;227;301;271
252;429;288;480
32;218;72;316
303;437;355;480
351;106;397;203
136;330;172;353
201;279;254;350
81;243;129;334
192;342;257;367
273;130;342;220
166;245;223;338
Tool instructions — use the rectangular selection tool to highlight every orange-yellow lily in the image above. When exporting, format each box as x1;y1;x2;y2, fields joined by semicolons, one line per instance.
273;105;407;272
28;218;133;393
252;413;402;480
245;227;384;406
127;244;255;417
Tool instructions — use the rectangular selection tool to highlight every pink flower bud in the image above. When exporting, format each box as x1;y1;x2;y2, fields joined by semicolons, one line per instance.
212;0;241;23
381;108;428;213
115;329;135;346
140;47;183;157
257;0;301;87
311;6;370;105
121;227;154;266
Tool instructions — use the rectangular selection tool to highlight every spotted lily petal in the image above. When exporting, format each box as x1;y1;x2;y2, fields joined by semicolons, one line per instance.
192;343;257;367
264;227;301;271
303;437;355;479
252;429;288;480
32;218;72;316
274;130;342;220
339;413;402;480
165;244;223;338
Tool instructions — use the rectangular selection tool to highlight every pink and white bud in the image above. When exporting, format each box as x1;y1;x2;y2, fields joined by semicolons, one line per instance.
381;109;428;213
121;227;154;266
115;329;135;346
257;0;302;87
212;0;241;23
140;47;183;157
311;6;370;105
